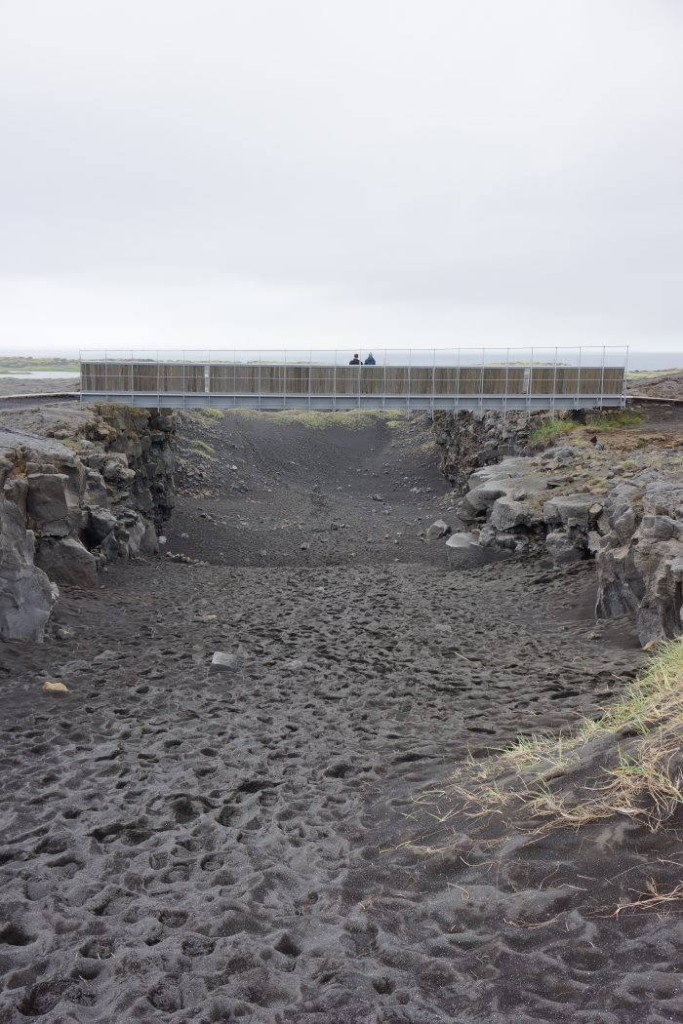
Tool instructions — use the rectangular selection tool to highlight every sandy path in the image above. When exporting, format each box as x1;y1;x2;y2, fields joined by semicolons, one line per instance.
1;413;675;1024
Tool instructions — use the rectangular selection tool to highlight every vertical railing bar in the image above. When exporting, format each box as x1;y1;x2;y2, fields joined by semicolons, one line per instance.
527;347;534;420
551;346;558;418
576;346;582;410
456;346;461;413
407;348;411;414
431;347;436;417
283;349;287;410
599;344;606;411
333;350;337;411
504;347;509;417
479;346;485;417
182;350;186;411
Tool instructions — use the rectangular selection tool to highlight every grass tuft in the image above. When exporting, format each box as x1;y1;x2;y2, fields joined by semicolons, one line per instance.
586;410;643;430
454;639;683;832
188;439;215;457
529;418;578;447
226;409;408;430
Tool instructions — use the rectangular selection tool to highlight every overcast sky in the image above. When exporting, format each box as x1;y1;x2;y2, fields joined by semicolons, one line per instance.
1;0;682;358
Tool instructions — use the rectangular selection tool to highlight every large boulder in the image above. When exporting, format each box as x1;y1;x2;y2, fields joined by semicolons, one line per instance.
0;497;56;640
543;494;604;530
35;537;98;586
85;507;117;546
490;497;539;532
596;476;683;645
114;509;159;557
26;472;80;536
545;530;585;566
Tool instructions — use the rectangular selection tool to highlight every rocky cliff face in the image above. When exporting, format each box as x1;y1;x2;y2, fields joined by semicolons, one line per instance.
432;409;546;491
0;406;175;641
443;442;683;647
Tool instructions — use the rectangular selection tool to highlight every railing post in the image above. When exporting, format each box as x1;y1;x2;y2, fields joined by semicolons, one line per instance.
333;350;337;411
431;348;436;417
407;348;411;413
455;347;461;413
503;347;509;417
599;345;606;411
257;350;262;411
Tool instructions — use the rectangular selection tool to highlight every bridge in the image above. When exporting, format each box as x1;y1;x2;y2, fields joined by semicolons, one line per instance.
79;348;627;413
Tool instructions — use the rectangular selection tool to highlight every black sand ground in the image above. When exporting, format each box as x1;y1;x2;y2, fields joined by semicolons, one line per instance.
0;412;679;1024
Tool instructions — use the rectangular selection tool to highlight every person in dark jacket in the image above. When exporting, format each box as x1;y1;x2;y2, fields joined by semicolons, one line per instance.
349;354;361;365
364;353;376;365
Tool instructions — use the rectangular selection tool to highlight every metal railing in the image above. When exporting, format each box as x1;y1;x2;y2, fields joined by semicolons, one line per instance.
79;346;628;413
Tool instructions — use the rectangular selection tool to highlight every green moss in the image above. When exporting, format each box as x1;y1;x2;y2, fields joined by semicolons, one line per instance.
529;418;579;447
586;410;643;429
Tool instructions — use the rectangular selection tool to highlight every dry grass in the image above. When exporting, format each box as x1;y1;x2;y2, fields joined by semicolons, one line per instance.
613;879;683;915
188;439;215;457
455;639;683;832
226;409;408;430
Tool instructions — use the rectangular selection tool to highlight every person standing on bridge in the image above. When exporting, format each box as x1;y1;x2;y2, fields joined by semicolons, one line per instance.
364;353;376;365
349;354;361;365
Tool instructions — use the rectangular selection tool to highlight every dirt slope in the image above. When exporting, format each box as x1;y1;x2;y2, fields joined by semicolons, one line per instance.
1;410;677;1024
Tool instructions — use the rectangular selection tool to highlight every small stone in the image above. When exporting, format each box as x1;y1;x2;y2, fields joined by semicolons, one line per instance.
426;519;451;542
42;681;69;694
54;626;74;640
300;542;310;550
210;651;244;674
93;649;120;664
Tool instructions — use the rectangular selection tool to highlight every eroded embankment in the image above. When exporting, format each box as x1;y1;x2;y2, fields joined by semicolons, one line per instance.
0;403;174;640
0;406;680;1024
433;405;683;647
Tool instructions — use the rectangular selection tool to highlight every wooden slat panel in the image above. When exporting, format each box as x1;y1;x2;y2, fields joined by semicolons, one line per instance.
433;368;459;394
310;366;336;393
209;365;236;392
603;367;624;393
82;361;625;398
457;368;482;394
334;367;360;395
360;367;384;395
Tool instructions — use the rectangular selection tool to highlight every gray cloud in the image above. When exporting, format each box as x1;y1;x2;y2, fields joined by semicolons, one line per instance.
1;0;682;355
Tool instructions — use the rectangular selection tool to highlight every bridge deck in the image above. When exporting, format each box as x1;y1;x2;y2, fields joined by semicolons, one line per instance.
80;360;625;411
